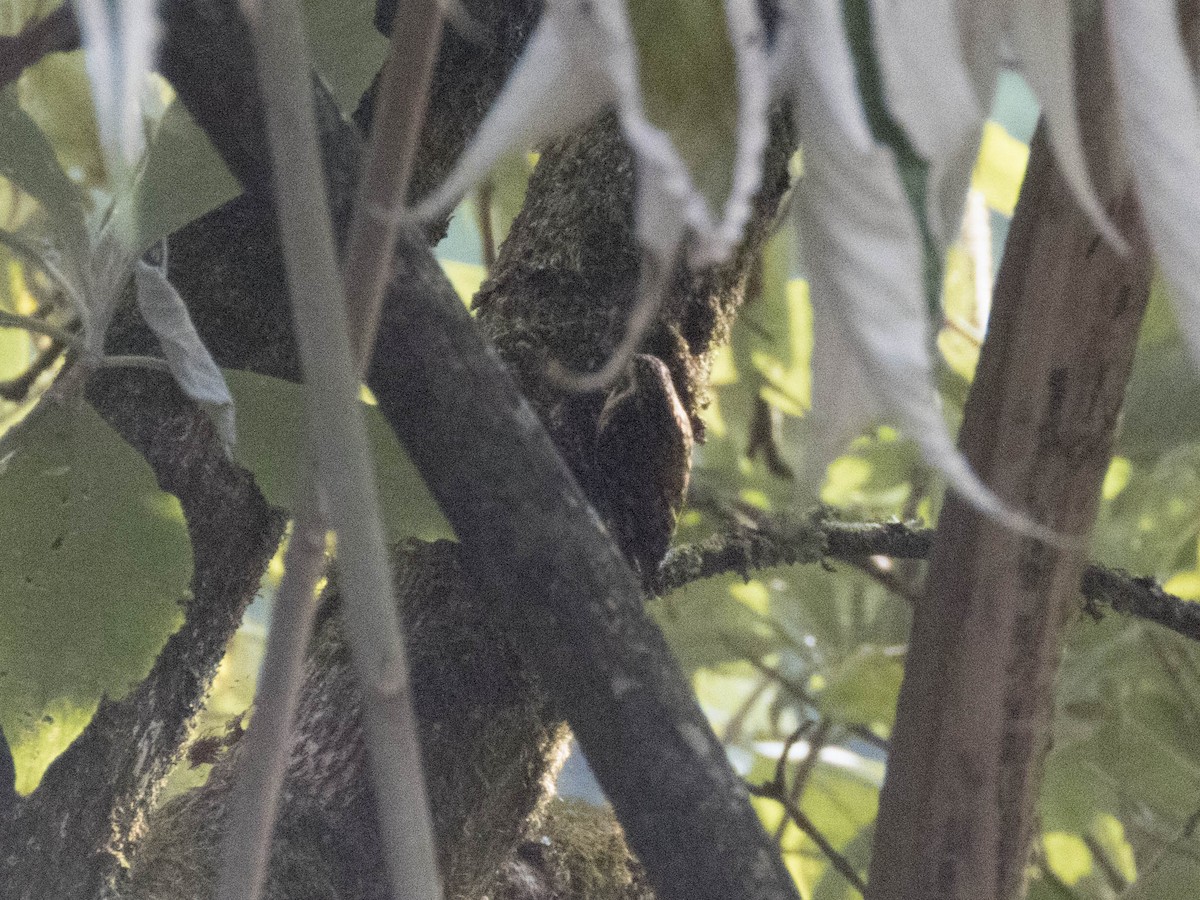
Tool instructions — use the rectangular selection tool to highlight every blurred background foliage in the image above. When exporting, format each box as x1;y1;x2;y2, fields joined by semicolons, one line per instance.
2;2;1200;898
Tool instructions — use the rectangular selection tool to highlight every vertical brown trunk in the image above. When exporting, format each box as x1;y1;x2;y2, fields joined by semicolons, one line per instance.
866;26;1154;900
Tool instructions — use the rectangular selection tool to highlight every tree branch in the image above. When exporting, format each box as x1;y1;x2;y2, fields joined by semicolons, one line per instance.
868;21;1154;900
656;514;1200;645
153;3;804;899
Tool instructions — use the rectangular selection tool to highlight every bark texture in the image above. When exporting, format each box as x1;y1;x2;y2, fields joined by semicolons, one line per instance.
866;25;1154;900
3;1;802;898
124;541;566;900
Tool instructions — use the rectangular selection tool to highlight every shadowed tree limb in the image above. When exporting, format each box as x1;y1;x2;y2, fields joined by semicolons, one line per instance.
153;3;804;900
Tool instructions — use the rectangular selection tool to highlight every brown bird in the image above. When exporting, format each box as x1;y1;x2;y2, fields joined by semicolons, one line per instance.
594;354;694;579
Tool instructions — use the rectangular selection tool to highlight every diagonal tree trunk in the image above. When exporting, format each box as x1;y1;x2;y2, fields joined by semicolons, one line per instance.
867;24;1154;900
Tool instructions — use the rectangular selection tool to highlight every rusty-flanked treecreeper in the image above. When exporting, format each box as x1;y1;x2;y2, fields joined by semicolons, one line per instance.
595;354;694;579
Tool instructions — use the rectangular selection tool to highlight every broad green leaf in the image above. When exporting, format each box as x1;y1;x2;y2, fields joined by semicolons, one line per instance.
733;227;811;419
225;370;452;544
0;86;89;287
0;400;191;792
17;48;107;190
0;254;35;382
816;646;903;727
1041;832;1092;885
626;0;737;219
1119;278;1200;461
1092;813;1138;885
655;571;782;675
811;824;874;900
130;99;240;253
789;763;877;890
301;0;387;112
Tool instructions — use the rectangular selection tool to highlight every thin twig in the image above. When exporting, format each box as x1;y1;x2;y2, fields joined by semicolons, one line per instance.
218;517;327;900
746;777;867;895
0;309;80;346
1083;832;1131;894
235;2;442;900
475;178;498;270
343;0;445;369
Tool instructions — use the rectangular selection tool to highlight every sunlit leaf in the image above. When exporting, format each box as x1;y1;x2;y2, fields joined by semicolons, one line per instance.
817;646;903;727
1042;832;1092;885
225;370;452;544
972;121;1029;217
0;400;190;792
439;259;486;305
18;48;107;190
130;99;240;253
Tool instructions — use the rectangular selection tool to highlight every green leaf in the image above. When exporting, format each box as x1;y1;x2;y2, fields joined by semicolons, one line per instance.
654;571;782;675
225;370;452;543
811;824;874;900
1118;276;1200;461
0;86;90;288
626;0;738;216
301;0;388;113
130;99;241;253
972;121;1029;216
16;49;108;191
0;400;191;793
817;646;903;727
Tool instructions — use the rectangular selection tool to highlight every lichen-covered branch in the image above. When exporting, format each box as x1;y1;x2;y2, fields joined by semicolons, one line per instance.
656;515;1200;645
